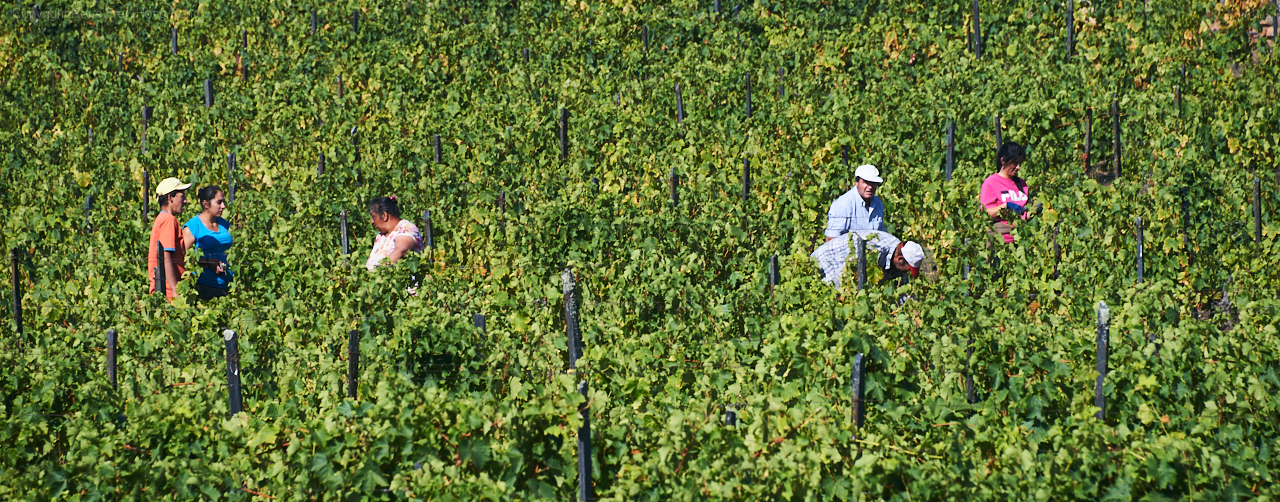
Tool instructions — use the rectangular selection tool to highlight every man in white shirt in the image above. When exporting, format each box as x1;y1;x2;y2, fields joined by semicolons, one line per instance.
824;164;887;242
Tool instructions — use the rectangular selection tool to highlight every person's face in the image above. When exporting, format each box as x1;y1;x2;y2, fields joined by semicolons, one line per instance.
892;245;911;272
1000;160;1022;178
370;211;394;234
169;191;186;214
855;177;881;200
203;192;226;218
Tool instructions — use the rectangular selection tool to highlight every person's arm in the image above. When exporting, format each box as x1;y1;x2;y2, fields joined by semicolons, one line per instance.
384;235;417;264
875;198;888;232
824;196;850;241
182;226;196;252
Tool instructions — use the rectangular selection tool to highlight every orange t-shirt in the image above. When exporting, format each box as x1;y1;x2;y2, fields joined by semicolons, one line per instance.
147;211;186;299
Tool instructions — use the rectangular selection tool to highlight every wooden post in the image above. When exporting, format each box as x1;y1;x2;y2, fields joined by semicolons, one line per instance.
725;406;737;426
337;75;344;99
339;210;350;257
434;134;441;164
352;10;359;33
675;83;685;125
171;27;178;55
155;241;166;299
855;236;866;291
106;329;118;390
742;158;750;201
972;0;982;59
1136;217;1144;283
1094;302;1110;420
842;145;849;167
669;168;678;207
965;338;976;404
1182;187;1194;266
777;67;785;99
563;269;582;369
310;8;317;35
347;330;359;399
1066;0;1075;57
10;250;21;338
1111;97;1121;179
474;313;486;333
576;380;594;502
851;353;866;435
523;48;529;64
945;121;955;182
241;29;247;48
1255;178;1263;244
744;74;751;118
642;25;649;52
224;329;243;416
560;108;569;164
204;79;213;108
317;153;325;176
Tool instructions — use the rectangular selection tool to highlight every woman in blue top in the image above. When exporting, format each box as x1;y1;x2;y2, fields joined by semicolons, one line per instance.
182;186;234;300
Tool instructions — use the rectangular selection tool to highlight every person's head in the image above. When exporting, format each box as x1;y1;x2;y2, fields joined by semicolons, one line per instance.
892;241;925;278
155;177;191;214
196;185;225;218
368;196;402;234
853;164;883;201
995;142;1026;178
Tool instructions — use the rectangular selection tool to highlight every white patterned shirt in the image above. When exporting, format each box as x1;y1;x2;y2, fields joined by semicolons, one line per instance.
811;230;901;288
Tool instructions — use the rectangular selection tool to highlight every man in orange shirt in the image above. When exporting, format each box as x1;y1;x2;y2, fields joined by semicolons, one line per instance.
148;177;191;300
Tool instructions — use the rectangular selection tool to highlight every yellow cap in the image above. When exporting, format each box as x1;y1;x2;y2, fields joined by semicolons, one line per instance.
156;177;192;195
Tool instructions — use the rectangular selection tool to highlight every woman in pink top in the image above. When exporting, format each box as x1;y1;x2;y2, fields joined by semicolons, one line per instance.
979;142;1034;243
365;196;424;271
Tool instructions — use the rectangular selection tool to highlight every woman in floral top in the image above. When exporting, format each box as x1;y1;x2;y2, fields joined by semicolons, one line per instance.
365;196;423;271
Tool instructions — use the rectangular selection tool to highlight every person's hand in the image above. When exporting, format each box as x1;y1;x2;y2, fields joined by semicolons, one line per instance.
216;261;227;275
1005;202;1027;215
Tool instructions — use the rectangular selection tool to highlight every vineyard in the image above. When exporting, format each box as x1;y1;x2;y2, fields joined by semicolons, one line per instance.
4;0;1280;499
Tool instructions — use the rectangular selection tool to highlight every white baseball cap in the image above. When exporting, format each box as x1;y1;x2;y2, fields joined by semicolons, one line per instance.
901;241;924;277
854;164;882;184
155;177;192;195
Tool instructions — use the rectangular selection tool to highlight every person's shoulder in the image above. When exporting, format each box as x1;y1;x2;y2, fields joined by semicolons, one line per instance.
153;212;178;228
981;172;1003;185
181;216;201;229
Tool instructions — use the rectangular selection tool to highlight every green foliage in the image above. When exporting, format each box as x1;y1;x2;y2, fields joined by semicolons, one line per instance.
3;0;1280;500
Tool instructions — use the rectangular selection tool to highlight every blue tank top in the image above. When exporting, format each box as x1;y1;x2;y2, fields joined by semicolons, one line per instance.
183;216;234;288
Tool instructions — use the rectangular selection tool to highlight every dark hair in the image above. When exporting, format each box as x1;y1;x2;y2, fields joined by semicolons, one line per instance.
197;185;223;209
369;196;401;219
157;189;185;207
995;142;1026;172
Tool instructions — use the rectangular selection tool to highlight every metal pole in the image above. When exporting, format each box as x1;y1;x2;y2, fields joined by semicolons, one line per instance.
675;83;684;125
1255;178;1263;244
317;153;325;176
156;241;167;299
204;79;213;108
106;329;118;390
560;108;568;164
945;121;955;182
10;250;21;338
744;74;751;118
563;269;582;369
434;134;441;164
1136;217;1144;282
994;113;1002;152
576;380;594;501
855;236;866;291
972;0;982;59
742;158;750;201
769;254;780;292
1066;0;1075;57
669;169;678;207
1111;97;1121;179
347;330;359;399
965;338;976;404
142;170;150;218
224;329;243;416
851;353;866;437
1083;109;1093;173
1095;302;1110;420
339;210;350;257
